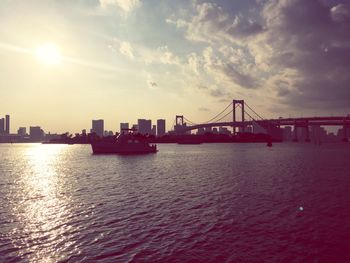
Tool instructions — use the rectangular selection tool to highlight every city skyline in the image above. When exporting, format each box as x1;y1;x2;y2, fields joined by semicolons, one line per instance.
1;111;348;144
1;0;350;133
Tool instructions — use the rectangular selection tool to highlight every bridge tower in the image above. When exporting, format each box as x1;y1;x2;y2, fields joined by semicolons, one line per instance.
232;100;245;134
174;115;187;135
176;115;184;126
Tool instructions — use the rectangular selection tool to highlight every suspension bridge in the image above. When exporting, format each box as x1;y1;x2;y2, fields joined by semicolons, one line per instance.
171;99;350;142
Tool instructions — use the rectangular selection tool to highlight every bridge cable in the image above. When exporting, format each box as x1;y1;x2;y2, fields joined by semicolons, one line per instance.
181;101;233;126
235;103;258;122
203;101;233;124
183;117;198;126
244;102;264;120
213;108;234;123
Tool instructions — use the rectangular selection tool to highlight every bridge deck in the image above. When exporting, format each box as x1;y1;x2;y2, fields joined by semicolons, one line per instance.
179;116;350;132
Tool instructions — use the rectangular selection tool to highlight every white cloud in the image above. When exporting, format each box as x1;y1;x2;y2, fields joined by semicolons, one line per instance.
156;46;180;65
168;2;263;44
100;0;142;12
119;41;134;59
167;0;350;110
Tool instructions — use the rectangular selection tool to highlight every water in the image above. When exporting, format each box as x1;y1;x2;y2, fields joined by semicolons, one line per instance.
1;143;350;262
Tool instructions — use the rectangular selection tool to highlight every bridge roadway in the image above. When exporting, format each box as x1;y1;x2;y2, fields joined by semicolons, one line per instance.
180;116;350;132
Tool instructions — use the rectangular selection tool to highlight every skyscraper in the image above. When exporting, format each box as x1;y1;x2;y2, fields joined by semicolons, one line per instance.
30;126;44;141
91;119;104;137
0;118;4;134
5;115;10;134
151;125;156;136
138;119;152;135
17;127;26;137
157;119;166;136
120;123;129;133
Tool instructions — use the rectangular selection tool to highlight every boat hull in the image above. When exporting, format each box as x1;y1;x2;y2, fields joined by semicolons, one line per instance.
91;141;157;154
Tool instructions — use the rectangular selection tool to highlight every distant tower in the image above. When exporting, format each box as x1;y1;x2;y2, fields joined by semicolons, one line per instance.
176;115;184;126
151;125;157;136
0;118;4;134
30;126;44;141
232;100;245;133
5;115;10;134
120;123;129;133
17;127;27;137
138;119;152;135
157;119;166;136
91;119;104;137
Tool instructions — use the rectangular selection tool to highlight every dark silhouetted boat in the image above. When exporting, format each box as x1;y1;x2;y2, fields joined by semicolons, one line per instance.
177;138;203;144
91;129;157;154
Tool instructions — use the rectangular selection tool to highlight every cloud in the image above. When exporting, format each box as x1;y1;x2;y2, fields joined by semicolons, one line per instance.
209;88;228;98
119;41;134;59
198;107;209;112
187;46;259;90
167;0;350;111
254;0;350;109
157;46;180;65
168;2;263;43
110;38;180;66
100;0;141;12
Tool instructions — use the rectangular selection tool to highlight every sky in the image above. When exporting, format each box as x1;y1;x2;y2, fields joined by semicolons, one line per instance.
0;0;349;133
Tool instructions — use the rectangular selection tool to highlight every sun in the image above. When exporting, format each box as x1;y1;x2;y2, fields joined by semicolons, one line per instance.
35;43;62;65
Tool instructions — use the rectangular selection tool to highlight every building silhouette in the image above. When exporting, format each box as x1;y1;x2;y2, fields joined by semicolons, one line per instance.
138;119;152;135
0;118;4;134
5;115;10;134
17;127;26;137
30;126;44;141
120;123;129;133
157;119;166;136
91;119;104;137
151;125;156;136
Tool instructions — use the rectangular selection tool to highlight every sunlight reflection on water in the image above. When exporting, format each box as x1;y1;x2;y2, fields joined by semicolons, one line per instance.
9;144;77;263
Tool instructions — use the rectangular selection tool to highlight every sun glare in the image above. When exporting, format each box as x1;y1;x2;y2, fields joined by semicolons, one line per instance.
35;43;62;65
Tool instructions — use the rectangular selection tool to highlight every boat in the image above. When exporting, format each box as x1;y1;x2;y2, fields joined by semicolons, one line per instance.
177;139;202;144
91;129;157;154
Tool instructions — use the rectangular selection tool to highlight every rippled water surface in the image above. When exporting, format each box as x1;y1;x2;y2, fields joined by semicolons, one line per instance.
1;143;350;262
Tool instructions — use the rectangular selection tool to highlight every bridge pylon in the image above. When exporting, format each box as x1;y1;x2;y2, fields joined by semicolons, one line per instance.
176;115;184;126
232;100;245;134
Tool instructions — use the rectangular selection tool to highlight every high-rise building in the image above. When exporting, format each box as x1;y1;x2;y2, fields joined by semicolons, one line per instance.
17;127;26;137
138;119;152;135
5;115;10;134
151;125;156;136
120;123;129;133
157;119;166;136
30;126;44;141
91;119;104;137
0;118;4;134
